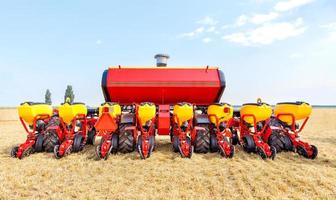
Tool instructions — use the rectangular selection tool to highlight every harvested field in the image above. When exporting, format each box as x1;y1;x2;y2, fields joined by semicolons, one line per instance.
0;108;335;200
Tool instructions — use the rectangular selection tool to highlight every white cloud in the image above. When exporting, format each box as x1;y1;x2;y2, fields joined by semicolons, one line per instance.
320;22;336;42
236;15;248;26
202;37;212;43
195;27;205;33
274;0;315;12
96;40;102;45
197;16;218;26
206;26;216;32
235;12;279;27
178;27;205;38
250;12;279;24
222;33;249;45
223;18;306;46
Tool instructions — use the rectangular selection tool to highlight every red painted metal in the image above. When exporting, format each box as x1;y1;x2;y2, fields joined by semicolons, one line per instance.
208;114;234;157
16;114;50;159
135;105;156;159
95;112;118;133
172;115;193;158
104;68;223;104
275;113;315;158
240;114;273;158
157;105;170;135
94;108;119;159
57;114;87;157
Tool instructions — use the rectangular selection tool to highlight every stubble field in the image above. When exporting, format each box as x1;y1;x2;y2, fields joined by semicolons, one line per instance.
0;108;335;200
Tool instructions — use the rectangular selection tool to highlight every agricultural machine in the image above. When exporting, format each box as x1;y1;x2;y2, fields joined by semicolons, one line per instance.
11;54;317;160
266;102;318;159
239;100;276;160
95;54;230;159
11;102;53;159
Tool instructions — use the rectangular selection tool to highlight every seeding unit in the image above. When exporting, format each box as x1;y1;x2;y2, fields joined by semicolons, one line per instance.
239;100;276;159
272;102;318;159
11;54;318;160
11;102;52;159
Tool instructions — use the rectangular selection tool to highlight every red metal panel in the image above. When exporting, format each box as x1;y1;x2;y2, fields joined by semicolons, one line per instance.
158;105;170;135
104;68;223;104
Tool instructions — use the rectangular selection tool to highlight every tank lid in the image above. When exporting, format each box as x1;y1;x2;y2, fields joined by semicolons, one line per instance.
154;54;170;67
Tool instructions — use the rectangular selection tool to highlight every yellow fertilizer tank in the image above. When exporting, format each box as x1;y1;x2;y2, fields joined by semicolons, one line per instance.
208;103;233;124
59;102;87;125
99;102;121;118
274;102;312;125
137;102;156;126
240;102;272;124
18;102;53;125
173;102;194;126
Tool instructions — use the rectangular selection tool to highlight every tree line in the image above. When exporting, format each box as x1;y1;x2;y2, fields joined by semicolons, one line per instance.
44;85;75;105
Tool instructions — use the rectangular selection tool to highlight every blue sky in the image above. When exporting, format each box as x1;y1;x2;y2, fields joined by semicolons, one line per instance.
0;0;335;106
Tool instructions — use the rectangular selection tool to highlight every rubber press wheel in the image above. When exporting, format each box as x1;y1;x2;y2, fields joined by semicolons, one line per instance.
297;145;309;158
110;134;119;154
257;146;267;160
86;129;96;145
34;134;44;152
10;146;19;157
242;135;256;153
73;134;84;152
310;145;318;159
210;134;219;152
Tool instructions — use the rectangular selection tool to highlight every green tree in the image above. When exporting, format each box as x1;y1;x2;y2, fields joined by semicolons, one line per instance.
45;89;52;105
64;85;75;103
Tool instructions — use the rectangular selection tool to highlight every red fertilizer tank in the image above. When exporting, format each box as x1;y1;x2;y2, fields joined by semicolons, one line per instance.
101;54;226;105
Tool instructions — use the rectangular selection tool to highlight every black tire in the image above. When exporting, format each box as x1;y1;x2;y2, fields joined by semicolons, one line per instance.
34;134;44;152
231;129;239;145
210;134;219;152
111;133;119;154
86;129;96;145
268;132;285;153
172;136;179;152
53;145;61;159
178;137;192;158
11;146;19;158
310;145;318;159
73;134;84;152
242;135;256;153
95;143;102;160
270;146;276;160
194;128;210;153
297;145;308;158
229;144;234;158
257;146;267;160
149;136;155;152
118;124;135;153
137;136;155;159
282;135;294;151
43;129;60;152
